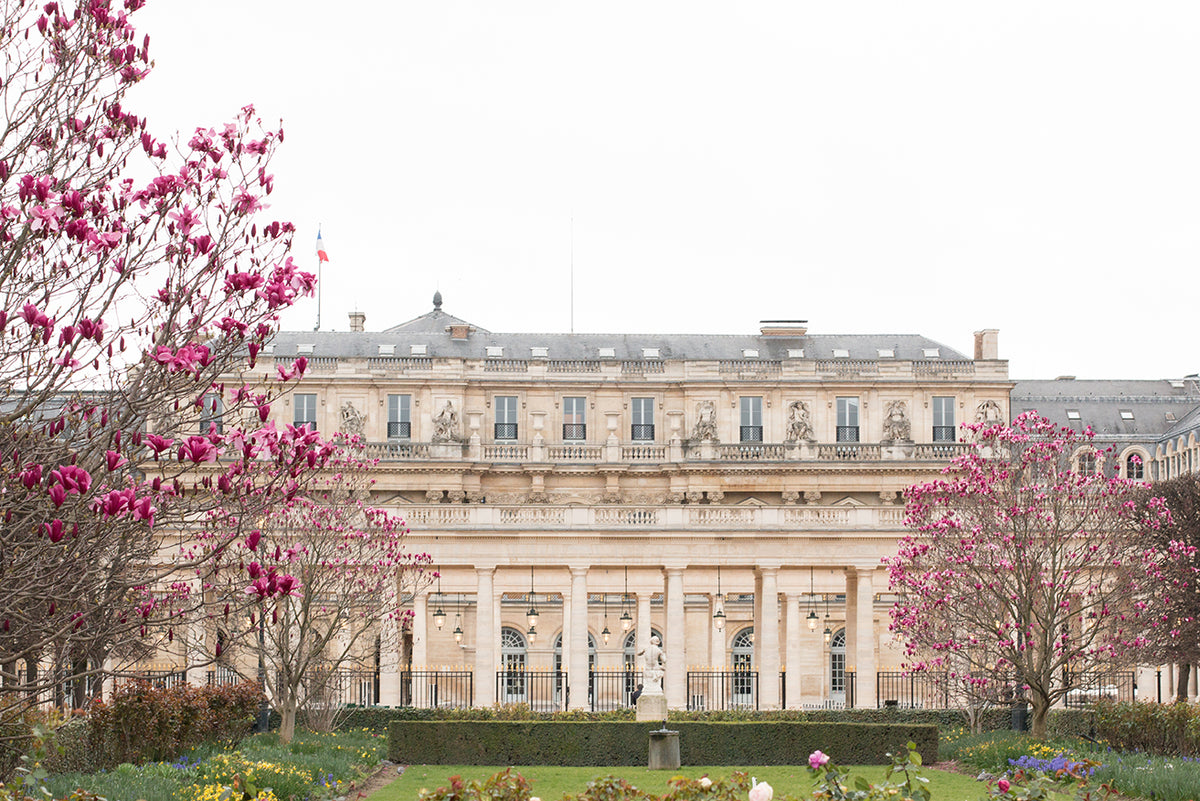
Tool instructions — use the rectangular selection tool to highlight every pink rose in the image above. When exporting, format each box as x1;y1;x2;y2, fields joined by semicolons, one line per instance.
809;750;830;769
997;779;1010;793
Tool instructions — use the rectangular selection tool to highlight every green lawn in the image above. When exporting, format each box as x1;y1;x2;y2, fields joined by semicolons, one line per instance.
375;764;986;801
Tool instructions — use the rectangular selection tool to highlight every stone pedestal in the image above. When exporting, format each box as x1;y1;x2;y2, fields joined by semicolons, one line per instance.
430;442;463;459
648;729;680;770
881;442;914;460
636;692;668;722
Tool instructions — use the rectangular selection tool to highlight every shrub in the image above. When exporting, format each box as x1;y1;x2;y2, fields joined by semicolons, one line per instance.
1093;699;1200;757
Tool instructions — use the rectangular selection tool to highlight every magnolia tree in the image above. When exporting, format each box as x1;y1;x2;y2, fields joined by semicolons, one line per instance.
201;438;426;744
0;0;323;718
1137;474;1200;701
887;412;1188;738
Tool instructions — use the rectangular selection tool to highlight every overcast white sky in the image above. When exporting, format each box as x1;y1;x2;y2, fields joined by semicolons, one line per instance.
129;2;1199;380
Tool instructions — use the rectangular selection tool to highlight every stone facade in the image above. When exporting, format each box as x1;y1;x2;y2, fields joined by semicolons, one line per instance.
239;298;1018;710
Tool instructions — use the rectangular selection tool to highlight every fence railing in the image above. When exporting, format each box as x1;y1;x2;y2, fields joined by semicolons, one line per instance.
496;670;566;712
402;670;473;709
589;670;643;711
1064;671;1136;707
875;672;950;708
686;670;759;710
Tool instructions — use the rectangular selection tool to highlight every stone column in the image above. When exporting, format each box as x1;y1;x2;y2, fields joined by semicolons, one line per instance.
637;592;652;664
568;566;589;710
664;567;686;709
709;594;726;669
784;592;802;709
380;608;401;706
855;567;877;708
474;566;496;707
757;565;781;709
412;591;428;670
844;568;858;705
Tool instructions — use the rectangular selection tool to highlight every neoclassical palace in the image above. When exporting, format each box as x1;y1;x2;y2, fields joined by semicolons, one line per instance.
229;295;1200;711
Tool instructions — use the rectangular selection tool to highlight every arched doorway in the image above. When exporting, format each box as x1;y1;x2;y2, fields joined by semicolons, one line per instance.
731;627;754;707
500;626;527;704
830;628;846;706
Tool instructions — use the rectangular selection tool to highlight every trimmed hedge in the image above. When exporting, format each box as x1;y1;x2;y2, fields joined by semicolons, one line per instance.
387;720;937;766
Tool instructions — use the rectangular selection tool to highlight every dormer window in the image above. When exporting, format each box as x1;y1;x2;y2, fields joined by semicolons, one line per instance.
598;347;616;358
742;349;759;358
297;343;314;355
410;344;428;356
787;349;804;359
486;346;504;358
832;349;849;358
922;348;940;359
642;348;660;359
378;344;396;356
530;346;549;359
877;349;895;358
1066;410;1081;420
1119;410;1134;421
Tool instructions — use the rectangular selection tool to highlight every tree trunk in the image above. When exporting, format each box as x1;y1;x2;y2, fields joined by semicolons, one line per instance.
279;697;297;744
1028;690;1050;739
1177;663;1192;703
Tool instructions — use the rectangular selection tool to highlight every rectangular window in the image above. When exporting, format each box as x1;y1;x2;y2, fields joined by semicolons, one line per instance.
494;396;518;440
200;393;224;435
932;396;955;442
740;396;763;442
387;394;411;439
631;397;655;441
563;396;586;440
294;393;317;432
836;397;859;442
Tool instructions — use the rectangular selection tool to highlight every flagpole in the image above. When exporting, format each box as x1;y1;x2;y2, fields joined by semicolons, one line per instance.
314;225;323;332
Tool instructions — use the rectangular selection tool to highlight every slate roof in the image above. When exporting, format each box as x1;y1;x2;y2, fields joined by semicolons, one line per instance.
274;298;970;363
1011;379;1200;441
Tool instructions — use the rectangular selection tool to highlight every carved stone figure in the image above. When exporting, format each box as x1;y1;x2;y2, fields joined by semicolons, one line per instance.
975;400;1003;426
784;400;813;442
431;400;461;442
638;634;666;695
882;400;911;442
339;401;365;437
692;400;719;442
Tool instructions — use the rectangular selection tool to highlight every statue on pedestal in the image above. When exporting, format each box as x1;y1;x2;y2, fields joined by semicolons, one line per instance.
639;635;665;695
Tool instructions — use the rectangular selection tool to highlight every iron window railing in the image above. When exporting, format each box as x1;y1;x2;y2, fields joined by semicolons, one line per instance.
836;426;860;442
563;423;586;440
932;426;956;442
739;426;763;442
388;421;411;439
631;423;655;441
494;422;518;440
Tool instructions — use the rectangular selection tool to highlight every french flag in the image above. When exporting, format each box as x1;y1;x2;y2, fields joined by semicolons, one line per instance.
316;230;329;263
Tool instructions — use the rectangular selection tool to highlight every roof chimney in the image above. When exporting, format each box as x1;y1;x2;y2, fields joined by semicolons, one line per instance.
973;329;999;360
348;311;366;332
759;320;808;337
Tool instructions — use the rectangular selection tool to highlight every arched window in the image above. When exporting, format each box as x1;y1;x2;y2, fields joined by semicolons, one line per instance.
1077;450;1097;474
1126;453;1145;480
830;629;847;703
500;627;527;703
731;627;754;707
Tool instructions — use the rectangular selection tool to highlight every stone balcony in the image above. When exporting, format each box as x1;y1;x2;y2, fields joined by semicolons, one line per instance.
361;438;970;464
398;503;908;531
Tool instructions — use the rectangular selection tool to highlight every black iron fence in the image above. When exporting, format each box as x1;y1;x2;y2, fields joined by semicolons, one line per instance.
589;669;643;711
1064;671;1136;707
876;671;950;708
402;669;473;708
686;670;759;710
496;669;566;712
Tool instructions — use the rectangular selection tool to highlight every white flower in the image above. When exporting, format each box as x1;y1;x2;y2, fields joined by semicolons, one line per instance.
749;781;773;801
699;778;712;789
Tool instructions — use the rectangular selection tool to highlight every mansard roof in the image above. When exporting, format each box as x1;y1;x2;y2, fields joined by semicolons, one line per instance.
1011;378;1200;440
275;299;970;362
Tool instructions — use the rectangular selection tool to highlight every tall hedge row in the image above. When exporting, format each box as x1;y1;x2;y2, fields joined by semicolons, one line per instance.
387;720;937;766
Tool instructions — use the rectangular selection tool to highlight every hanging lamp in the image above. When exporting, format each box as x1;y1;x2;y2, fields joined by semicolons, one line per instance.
432;566;446;630
713;565;726;631
807;566;819;631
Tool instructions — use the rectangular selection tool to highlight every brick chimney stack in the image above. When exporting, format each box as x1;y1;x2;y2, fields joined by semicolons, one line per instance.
974;329;999;360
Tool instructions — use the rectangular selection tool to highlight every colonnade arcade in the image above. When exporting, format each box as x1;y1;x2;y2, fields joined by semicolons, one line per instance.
384;562;890;710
